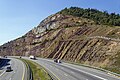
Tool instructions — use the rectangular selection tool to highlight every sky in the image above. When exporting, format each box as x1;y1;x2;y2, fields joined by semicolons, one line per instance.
0;0;120;45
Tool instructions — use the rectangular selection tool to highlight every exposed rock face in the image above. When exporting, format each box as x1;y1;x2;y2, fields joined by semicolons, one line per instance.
0;13;120;68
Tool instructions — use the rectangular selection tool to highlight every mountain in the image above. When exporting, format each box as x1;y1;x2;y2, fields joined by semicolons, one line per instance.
0;7;120;73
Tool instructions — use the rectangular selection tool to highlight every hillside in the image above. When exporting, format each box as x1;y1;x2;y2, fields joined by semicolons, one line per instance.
0;7;120;73
59;7;120;26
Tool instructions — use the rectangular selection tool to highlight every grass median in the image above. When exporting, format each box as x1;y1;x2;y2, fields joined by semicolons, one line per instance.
20;59;52;80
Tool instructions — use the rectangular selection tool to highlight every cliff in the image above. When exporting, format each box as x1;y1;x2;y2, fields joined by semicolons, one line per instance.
0;8;120;73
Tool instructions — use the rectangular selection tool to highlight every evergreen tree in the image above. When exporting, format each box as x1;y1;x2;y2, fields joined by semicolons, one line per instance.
59;7;120;26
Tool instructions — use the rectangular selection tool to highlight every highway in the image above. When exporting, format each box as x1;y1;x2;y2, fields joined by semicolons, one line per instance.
23;57;120;80
0;57;27;80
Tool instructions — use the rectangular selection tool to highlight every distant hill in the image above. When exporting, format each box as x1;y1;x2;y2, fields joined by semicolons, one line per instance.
59;7;120;26
0;7;120;74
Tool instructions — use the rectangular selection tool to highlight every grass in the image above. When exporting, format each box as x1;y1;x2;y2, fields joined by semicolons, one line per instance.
20;59;52;80
103;67;120;74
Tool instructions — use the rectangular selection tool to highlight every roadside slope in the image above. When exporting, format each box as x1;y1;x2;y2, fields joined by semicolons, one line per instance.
0;8;120;73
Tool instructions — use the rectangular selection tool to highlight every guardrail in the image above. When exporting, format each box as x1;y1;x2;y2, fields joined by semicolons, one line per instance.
27;64;33;80
30;58;59;80
19;58;58;80
35;59;60;80
21;60;33;80
39;64;59;80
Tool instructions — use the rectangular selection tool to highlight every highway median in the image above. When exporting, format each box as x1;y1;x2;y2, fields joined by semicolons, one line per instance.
19;58;52;80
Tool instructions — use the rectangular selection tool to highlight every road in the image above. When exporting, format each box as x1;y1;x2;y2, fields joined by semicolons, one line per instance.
0;57;27;80
89;36;120;42
23;57;120;80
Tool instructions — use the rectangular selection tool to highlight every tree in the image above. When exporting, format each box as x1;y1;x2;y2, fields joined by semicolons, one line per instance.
59;7;120;26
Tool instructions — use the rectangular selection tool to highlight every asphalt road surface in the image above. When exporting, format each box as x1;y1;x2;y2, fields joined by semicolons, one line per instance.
0;57;27;80
23;57;120;80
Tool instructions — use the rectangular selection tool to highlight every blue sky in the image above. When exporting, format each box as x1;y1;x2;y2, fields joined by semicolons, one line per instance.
0;0;120;45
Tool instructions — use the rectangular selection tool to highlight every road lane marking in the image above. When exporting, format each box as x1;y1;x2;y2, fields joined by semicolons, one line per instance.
40;63;61;80
68;66;108;80
64;73;68;76
0;70;6;77
22;61;25;80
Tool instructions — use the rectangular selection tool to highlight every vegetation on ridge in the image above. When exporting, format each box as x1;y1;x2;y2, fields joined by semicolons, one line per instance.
59;7;120;26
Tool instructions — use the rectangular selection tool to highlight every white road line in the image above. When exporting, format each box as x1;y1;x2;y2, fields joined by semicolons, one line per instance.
22;61;25;80
64;73;68;76
39;63;61;80
0;70;6;77
68;66;107;80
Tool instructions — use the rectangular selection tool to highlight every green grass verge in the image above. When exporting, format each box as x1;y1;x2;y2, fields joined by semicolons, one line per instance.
20;59;52;80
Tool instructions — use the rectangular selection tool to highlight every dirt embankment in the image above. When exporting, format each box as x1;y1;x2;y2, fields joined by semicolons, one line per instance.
0;14;120;70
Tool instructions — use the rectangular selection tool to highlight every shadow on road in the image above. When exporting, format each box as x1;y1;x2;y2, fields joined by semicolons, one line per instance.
0;58;11;70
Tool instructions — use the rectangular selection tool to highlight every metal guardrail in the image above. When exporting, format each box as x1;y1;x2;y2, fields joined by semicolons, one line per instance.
22;60;33;80
46;69;58;80
39;64;59;80
27;64;33;80
21;58;58;80
13;58;33;80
